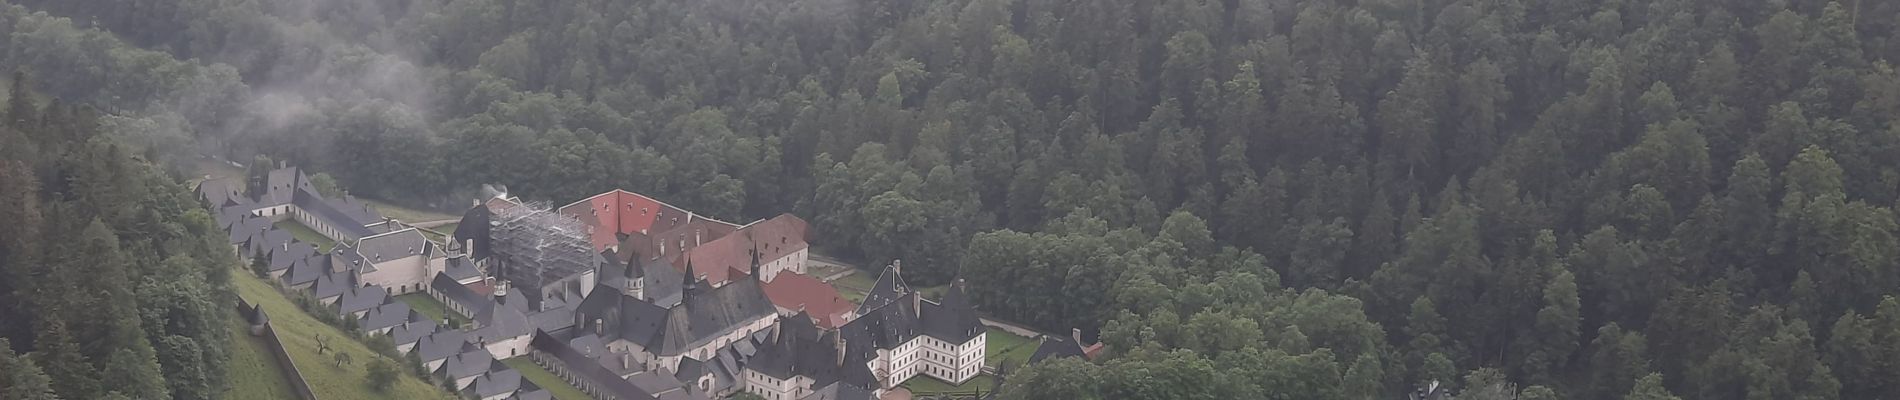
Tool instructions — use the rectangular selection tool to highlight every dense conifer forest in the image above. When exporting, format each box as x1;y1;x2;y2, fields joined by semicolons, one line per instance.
3;0;1900;398
1;77;237;399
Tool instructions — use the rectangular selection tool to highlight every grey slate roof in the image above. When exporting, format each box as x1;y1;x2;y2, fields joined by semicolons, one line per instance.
433;272;490;319
196;177;248;209
800;382;877;400
469;304;532;345
231;214;275;244
216;205;254;231
389;317;440;346
658;390;705;400
673;357;705;384
444;255;482;282
268;242;316;272
415;328;475;363
855;265;910;315
290;192;380;239
920;279;983;343
511;386;552;400
529;331;665;400
748;312;875;389
359;302;413;333
356;228;431;264
282;254;332;287
244;229;295;259
335;285;389;316
309;269;358;300
839;291;920;359
574;275;775;358
568;334;606;357
1027;336;1087;364
453;205;493;261
436;349;494;382
528;305;576;335
331;242;370;272
259;167;309;206
596;256;685;307
627;372;688;397
462;364;523;399
708;350;741;395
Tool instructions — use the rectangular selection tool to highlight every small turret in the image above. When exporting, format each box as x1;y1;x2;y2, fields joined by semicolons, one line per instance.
623;250;643;300
749;245;763;283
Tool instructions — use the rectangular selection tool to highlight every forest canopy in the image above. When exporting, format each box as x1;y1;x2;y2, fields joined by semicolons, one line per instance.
1;0;1900;398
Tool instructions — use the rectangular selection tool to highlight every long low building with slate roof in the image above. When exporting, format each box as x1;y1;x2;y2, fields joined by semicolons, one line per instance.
197;166;385;244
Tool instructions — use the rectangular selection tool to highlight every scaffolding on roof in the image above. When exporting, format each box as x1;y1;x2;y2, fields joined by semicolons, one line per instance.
489;202;598;306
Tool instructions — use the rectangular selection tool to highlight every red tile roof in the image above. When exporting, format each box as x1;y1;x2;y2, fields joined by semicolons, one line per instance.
742;214;810;265
1083;342;1106;360
667;213;809;286
760;273;854;329
466;280;495;297
560;190;738;253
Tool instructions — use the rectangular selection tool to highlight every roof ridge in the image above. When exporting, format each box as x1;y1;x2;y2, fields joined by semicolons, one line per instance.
356;226;422;242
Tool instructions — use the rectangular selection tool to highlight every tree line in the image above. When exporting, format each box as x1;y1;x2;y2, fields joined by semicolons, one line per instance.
2;0;1900;398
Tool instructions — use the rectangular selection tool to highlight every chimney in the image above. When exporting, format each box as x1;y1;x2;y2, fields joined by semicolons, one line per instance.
494;280;509;306
594;319;603;336
834;331;846;366
892;259;902;275
621;353;630;370
1073;328;1083;344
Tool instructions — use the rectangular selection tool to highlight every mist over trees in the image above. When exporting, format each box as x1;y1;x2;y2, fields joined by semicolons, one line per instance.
1;0;1900;398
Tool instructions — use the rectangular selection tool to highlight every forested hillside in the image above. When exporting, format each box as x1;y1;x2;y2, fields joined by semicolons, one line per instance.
3;0;1900;398
0;77;237;399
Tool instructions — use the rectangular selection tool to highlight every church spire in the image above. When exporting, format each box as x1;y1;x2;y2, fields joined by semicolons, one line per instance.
682;260;700;293
749;245;763;282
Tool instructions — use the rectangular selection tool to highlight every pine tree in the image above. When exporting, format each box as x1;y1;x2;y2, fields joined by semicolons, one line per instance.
251;249;271;278
1624;373;1682;400
101;347;168;400
32;318;97;399
0;338;60;400
1587;323;1651;400
6;71;32;129
1526;268;1580;383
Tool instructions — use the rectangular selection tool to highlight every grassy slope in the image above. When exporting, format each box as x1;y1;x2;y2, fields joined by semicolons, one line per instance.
420;223;456;243
985;327;1038;369
234;271;456;400
275;220;336;253
221;314;298;400
395;293;467;326
364;198;456;223
500;357;593;400
902;375;998;394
